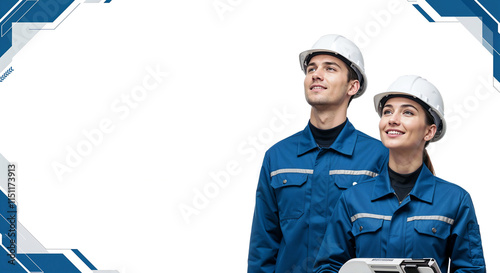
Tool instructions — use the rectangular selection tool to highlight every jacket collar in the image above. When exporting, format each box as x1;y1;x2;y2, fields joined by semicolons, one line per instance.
297;118;357;156
371;163;436;204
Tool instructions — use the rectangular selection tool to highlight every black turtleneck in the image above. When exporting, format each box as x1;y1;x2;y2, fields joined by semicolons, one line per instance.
388;164;423;202
309;120;347;148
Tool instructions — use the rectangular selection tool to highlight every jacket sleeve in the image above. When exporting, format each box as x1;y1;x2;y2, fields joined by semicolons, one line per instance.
314;193;355;273
449;192;486;273
248;154;282;273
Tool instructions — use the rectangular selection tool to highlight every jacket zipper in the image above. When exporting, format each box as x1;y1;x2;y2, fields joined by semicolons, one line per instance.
395;193;410;205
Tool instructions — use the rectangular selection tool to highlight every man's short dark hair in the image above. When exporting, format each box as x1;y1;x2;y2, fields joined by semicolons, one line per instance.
347;66;358;83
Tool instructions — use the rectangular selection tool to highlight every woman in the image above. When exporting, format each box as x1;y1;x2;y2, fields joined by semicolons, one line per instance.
313;75;486;273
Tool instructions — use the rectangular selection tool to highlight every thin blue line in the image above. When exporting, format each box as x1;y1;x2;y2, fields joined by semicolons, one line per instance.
71;249;98;270
413;4;435;22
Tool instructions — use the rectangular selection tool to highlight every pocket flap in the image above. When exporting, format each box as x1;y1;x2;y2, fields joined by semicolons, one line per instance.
333;173;373;189
334;177;355;189
352;217;384;237
271;173;308;189
413;220;451;240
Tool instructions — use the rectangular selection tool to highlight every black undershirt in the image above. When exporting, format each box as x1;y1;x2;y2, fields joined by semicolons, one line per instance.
309;120;347;148
388;164;423;202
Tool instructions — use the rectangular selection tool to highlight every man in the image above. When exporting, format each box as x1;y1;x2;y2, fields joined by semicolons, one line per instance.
248;34;389;273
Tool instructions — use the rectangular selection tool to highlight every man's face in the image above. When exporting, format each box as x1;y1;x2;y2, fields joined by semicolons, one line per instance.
303;54;357;109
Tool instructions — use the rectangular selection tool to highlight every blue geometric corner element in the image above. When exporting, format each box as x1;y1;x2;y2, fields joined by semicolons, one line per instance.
409;0;500;92
0;0;110;80
1;0;38;37
0;155;118;272
16;253;81;273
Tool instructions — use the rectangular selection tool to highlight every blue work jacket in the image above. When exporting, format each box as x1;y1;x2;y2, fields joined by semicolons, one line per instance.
314;164;486;273
248;120;388;273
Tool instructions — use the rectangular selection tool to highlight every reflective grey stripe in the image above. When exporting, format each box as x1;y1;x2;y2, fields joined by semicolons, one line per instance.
407;215;455;225
270;168;314;177
329;170;379;177
351;213;392;223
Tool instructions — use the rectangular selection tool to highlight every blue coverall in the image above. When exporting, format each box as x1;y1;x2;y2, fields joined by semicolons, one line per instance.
314;164;486;273
248;120;388;273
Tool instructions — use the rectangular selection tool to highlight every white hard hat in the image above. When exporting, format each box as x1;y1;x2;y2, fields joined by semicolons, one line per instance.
299;34;367;98
373;75;446;142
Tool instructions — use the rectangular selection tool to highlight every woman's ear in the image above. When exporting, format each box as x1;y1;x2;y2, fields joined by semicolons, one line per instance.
424;124;437;141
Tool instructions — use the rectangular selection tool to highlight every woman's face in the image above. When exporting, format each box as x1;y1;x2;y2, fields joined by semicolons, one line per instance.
379;96;436;152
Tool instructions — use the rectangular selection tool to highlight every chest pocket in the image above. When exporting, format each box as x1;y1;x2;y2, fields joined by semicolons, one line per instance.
412;219;452;259
271;173;308;221
351;217;384;256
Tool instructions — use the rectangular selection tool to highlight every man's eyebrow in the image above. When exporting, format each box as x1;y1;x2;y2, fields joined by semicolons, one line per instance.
306;61;342;68
323;61;342;68
306;62;317;67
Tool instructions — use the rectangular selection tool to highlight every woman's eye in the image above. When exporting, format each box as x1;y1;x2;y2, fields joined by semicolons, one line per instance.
382;109;392;115
403;110;414;116
307;67;316;73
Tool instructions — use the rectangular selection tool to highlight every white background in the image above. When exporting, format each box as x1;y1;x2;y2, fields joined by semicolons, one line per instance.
0;0;498;272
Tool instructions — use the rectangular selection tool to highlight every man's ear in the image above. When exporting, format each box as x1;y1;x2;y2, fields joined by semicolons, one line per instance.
347;80;360;97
